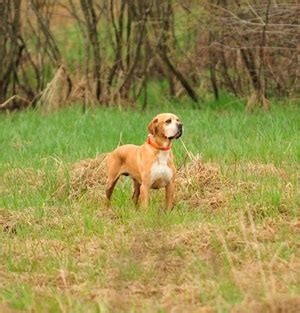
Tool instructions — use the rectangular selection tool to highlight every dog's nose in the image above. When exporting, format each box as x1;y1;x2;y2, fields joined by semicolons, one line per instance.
178;123;183;131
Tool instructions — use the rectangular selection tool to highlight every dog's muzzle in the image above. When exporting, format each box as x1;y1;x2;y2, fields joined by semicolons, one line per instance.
169;123;183;139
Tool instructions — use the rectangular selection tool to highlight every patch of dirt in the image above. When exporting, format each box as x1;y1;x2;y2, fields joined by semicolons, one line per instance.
0;304;18;313
234;295;300;313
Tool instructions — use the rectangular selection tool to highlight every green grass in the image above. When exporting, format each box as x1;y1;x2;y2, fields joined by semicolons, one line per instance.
1;101;299;167
0;102;299;312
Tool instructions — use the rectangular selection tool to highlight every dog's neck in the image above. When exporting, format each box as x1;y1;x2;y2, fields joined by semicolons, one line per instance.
147;134;171;151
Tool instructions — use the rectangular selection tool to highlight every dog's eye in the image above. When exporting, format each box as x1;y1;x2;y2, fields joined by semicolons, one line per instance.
165;119;172;124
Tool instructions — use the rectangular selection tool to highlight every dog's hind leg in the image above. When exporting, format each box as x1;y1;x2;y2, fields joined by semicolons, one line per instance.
106;175;120;204
132;179;141;207
105;157;122;206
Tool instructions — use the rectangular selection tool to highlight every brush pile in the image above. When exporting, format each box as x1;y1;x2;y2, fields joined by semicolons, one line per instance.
62;153;108;200
176;154;227;209
60;153;227;209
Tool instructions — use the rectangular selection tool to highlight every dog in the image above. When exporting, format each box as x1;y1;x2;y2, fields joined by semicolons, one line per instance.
106;113;183;210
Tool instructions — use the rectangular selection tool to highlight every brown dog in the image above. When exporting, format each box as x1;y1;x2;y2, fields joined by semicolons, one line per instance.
106;113;183;209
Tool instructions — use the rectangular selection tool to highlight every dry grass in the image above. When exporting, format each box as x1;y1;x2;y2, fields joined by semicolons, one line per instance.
176;154;228;210
231;162;288;178
2;168;45;193
57;153;228;211
58;153;107;201
0;154;300;313
38;66;71;113
34;153;297;311
1;153;299;312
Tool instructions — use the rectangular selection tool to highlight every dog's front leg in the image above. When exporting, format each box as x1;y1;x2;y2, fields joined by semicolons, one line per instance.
140;181;150;210
132;179;141;207
165;181;175;210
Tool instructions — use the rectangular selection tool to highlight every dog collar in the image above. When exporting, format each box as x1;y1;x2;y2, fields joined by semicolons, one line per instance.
146;135;171;151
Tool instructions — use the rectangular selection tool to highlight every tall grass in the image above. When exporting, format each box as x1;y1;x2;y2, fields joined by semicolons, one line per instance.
1;100;298;167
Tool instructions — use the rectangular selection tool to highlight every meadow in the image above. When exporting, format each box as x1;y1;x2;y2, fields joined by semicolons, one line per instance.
0;100;299;312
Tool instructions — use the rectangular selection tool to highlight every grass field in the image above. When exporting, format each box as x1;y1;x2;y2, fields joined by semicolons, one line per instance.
0;102;299;312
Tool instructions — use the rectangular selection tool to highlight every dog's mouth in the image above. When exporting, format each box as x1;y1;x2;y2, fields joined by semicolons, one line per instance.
168;130;182;140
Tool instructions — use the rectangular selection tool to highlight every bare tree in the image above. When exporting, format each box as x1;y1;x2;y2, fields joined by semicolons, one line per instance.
80;0;102;102
0;0;22;103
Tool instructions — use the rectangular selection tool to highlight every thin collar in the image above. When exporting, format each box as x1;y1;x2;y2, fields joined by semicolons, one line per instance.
146;135;171;151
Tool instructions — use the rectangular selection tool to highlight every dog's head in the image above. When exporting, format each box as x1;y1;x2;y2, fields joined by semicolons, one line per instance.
148;113;183;140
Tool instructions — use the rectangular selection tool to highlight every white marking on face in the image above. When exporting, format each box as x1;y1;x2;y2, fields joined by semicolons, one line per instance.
150;151;173;187
164;119;178;138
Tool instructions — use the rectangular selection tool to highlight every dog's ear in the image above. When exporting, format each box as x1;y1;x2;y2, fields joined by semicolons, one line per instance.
148;118;158;135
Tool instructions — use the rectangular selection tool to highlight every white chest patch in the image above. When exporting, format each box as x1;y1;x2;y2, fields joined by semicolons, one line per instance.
150;151;173;188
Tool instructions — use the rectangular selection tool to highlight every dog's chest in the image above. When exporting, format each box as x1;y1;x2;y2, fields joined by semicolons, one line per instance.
150;151;173;188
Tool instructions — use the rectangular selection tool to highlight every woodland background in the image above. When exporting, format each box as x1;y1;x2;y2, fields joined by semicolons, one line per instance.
0;0;299;112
